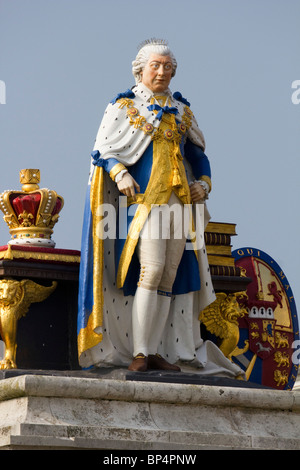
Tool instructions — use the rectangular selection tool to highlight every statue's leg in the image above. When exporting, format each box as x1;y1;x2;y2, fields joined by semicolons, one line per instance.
128;198;186;371
144;198;186;370
149;196;186;354
128;213;166;371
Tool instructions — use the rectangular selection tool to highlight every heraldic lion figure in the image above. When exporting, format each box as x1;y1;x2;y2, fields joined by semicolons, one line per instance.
199;292;248;360
275;331;289;348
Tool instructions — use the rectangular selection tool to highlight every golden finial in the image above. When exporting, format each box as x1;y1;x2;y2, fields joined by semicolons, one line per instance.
20;169;40;192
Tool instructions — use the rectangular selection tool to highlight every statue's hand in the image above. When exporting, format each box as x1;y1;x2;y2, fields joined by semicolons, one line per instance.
189;181;206;203
117;172;140;200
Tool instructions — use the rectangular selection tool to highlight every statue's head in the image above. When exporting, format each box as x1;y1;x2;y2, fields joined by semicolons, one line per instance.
132;39;177;92
0;280;22;306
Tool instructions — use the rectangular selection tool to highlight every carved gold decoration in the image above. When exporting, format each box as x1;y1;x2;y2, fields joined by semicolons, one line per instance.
18;210;34;227
0;279;57;369
19;169;40;192
117;97;134;109
199;292;249;360
0;245;80;264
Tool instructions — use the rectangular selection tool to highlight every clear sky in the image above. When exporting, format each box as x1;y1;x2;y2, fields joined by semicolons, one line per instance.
1;0;299;314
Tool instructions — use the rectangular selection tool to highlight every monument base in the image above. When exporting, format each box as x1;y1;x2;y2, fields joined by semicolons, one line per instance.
0;372;299;450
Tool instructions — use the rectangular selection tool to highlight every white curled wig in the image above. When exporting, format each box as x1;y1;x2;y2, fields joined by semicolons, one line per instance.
132;39;177;84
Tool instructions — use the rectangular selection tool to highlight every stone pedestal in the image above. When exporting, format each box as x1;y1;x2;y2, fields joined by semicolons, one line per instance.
0;232;298;451
0;372;299;450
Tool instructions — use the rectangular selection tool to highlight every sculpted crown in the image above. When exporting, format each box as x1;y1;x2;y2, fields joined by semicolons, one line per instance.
0;169;64;247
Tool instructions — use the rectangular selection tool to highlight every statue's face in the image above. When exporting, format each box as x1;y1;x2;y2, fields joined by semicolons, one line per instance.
0;280;19;305
141;53;173;93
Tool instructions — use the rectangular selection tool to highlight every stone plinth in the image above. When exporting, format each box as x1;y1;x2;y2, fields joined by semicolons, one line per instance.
0;373;300;450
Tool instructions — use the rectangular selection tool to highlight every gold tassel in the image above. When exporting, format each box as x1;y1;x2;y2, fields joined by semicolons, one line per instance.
4;245;13;260
172;168;181;187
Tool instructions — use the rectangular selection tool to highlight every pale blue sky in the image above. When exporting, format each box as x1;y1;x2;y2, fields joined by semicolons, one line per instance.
1;0;299;312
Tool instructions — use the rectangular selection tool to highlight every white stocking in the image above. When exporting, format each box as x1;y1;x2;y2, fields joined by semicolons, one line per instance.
132;286;157;357
148;293;171;355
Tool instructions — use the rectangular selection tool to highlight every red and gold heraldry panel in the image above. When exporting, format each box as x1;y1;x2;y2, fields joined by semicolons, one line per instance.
232;248;299;390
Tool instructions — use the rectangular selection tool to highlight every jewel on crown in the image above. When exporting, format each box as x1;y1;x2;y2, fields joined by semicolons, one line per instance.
0;169;64;247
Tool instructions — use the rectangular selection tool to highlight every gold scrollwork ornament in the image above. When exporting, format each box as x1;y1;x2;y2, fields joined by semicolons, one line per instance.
0;279;57;370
